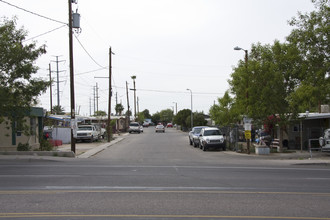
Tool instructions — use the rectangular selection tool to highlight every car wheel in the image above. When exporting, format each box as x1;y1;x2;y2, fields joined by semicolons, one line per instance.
222;146;226;151
90;136;94;143
202;144;207;151
189;138;192;145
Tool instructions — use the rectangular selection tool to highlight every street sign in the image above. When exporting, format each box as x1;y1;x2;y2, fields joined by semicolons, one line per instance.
245;130;251;140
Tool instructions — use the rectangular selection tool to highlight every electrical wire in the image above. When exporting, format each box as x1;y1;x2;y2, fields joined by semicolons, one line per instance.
74;33;107;69
0;0;67;25
23;24;67;42
75;67;108;76
112;86;224;96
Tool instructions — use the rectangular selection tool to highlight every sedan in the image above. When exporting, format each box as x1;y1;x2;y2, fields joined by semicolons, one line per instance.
155;124;165;133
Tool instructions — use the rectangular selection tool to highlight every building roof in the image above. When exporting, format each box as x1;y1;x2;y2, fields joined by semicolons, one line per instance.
298;112;330;120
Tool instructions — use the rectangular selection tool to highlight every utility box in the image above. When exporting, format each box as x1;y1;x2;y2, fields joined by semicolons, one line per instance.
72;12;80;29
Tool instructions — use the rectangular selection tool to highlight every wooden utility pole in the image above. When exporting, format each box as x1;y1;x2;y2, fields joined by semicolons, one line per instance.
68;0;75;153
107;47;113;142
49;63;53;114
126;81;130;129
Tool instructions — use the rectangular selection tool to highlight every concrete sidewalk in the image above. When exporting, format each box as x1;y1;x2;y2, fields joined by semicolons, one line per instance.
0;133;128;159
56;137;124;158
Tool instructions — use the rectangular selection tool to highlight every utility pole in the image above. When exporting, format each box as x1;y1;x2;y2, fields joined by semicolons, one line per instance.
49;63;53;114
96;83;99;112
137;96;139;116
126;81;130;129
130;76;137;119
89;97;91;116
50;56;65;107
93;86;96;115
107;47;113;142
68;0;75;153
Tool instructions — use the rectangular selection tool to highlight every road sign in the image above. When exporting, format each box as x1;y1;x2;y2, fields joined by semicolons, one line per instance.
245;130;251;140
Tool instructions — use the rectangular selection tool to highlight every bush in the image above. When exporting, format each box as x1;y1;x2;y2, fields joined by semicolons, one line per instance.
17;143;30;151
39;139;54;151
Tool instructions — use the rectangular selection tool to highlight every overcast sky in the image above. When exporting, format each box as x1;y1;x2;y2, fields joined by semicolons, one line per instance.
0;0;316;116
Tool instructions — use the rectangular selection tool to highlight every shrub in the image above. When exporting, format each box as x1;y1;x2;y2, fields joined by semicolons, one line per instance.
17;143;30;151
39;139;54;151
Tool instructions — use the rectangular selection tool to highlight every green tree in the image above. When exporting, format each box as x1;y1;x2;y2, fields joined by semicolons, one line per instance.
0;18;49;129
159;109;174;123
52;105;65;115
186;112;207;128
136;112;145;124
151;112;160;124
115;103;124;115
210;91;240;126
173;109;191;130
141;109;152;119
94;110;107;117
229;41;303;152
286;0;330;112
125;110;132;116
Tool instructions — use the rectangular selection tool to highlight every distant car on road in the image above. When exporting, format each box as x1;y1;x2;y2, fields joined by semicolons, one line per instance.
199;127;226;151
143;122;149;127
155;124;165;133
189;126;208;147
128;122;141;134
166;123;173;128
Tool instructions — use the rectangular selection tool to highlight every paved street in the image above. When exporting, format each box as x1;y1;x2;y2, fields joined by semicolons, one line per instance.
0;127;330;220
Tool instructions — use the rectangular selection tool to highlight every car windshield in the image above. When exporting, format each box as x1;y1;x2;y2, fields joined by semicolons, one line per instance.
204;130;220;136
78;127;92;131
130;123;139;126
193;128;202;134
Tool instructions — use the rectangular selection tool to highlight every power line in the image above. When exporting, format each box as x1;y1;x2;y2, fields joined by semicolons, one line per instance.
74;33;106;69
75;67;108;76
0;0;67;25
112;86;224;96
23;24;67;42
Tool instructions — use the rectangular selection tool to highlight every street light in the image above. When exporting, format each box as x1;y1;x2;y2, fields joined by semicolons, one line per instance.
234;46;250;154
172;102;177;115
186;88;193;128
131;75;137;120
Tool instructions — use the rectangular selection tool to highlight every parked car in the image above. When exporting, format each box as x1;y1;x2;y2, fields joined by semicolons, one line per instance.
128;122;141;134
199;127;226;151
143;122;149;127
319;128;330;151
189;126;208;147
76;125;99;142
166;123;173;128
155;124;165;133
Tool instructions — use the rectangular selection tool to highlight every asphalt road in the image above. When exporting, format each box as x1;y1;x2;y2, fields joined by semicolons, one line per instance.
0;127;330;220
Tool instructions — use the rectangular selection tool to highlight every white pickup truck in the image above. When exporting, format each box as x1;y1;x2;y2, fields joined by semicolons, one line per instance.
76;125;99;142
319;129;330;152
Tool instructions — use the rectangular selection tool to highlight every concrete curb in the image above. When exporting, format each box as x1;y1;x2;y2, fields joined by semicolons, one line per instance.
0;151;75;157
77;137;124;158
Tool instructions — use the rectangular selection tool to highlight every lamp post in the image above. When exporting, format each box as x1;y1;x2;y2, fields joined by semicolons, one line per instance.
131;75;137;120
172;102;177;115
234;46;250;154
186;89;193;128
